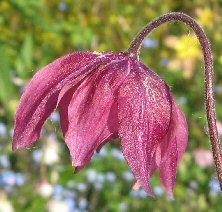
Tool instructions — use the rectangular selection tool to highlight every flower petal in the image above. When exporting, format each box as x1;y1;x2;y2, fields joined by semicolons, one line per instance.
159;96;188;197
118;61;171;196
13;51;111;150
59;58;130;171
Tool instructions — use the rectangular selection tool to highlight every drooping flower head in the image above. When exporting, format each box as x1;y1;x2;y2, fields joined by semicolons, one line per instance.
13;12;221;197
13;50;188;197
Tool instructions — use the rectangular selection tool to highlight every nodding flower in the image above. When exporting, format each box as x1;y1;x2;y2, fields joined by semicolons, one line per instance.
13;12;222;197
13;50;188;198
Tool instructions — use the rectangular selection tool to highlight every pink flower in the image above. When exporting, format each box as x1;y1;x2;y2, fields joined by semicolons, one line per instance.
13;51;188;197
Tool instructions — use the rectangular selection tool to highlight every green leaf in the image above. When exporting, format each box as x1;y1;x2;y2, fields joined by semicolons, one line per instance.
16;34;34;78
21;34;33;69
0;47;17;104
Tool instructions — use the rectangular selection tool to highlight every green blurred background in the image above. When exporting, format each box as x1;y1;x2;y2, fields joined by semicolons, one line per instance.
0;0;222;211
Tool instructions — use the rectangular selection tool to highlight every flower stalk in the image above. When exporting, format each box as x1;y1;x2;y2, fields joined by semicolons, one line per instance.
127;12;222;190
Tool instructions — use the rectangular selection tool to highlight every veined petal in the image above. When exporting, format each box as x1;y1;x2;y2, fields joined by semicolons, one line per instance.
159;96;188;197
173;99;188;164
59;58;130;171
118;61;171;196
13;51;111;150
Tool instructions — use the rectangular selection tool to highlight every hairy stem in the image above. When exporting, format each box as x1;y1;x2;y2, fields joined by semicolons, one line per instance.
128;12;222;190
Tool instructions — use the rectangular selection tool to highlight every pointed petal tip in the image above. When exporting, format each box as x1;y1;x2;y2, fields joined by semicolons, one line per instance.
138;180;156;198
169;194;175;201
12;133;38;152
72;161;86;174
12;140;26;152
73;166;85;174
12;142;35;152
161;177;175;199
72;162;80;174
132;181;156;199
145;188;156;199
96;146;102;153
167;189;175;200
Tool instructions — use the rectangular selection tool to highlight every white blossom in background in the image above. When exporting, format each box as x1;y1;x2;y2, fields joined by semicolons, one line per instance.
43;134;60;166
47;199;69;212
32;149;43;163
76;183;87;192
86;169;97;183
0;192;14;212
105;172;116;182
78;198;88;210
37;180;53;198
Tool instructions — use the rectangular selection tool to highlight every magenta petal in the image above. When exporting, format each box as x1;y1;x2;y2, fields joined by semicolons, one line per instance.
159;97;188;197
118;62;171;196
13;51;110;150
59;59;130;170
159;137;178;199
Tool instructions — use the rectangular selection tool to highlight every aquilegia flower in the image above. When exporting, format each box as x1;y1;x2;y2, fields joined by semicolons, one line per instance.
14;12;221;197
13;50;188;197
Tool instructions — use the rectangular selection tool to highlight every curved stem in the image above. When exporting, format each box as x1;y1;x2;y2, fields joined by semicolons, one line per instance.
128;12;222;190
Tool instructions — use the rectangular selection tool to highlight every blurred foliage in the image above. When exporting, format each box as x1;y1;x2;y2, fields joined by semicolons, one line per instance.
0;0;222;211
